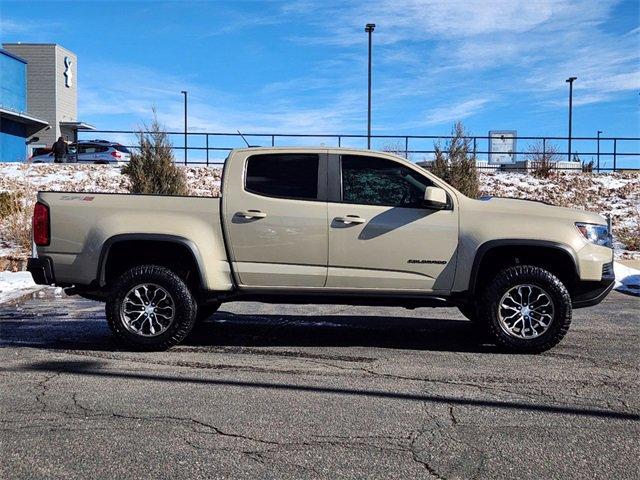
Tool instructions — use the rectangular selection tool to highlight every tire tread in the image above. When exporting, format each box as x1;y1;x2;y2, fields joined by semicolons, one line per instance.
106;265;196;351
479;265;572;353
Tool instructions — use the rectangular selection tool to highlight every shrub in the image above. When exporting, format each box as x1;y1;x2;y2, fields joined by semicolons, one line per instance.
526;141;559;178
0;192;21;219
616;209;640;251
582;159;594;173
428;122;479;198
3;200;33;253
382;141;409;159
429;144;449;181
122;113;189;196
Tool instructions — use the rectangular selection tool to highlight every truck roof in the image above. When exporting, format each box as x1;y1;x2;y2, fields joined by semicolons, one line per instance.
229;146;406;157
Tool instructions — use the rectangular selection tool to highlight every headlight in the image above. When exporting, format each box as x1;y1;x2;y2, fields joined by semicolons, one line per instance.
575;222;612;248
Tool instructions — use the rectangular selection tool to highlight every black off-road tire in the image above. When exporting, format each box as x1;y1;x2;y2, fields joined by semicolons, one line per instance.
479;265;572;353
106;265;197;351
196;302;221;323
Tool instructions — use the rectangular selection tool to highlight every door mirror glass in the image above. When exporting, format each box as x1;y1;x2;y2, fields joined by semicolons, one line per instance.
423;187;447;209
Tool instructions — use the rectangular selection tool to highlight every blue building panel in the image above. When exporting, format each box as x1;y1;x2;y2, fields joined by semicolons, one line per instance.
0;49;27;113
1;119;27;162
1;49;29;161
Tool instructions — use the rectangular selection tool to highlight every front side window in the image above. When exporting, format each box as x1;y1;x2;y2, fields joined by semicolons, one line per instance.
341;155;433;208
246;153;319;200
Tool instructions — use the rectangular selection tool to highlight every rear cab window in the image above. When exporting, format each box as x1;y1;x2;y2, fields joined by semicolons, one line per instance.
245;153;320;200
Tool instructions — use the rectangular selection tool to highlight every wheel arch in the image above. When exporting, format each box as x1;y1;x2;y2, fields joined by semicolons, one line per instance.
97;234;207;290
468;240;579;296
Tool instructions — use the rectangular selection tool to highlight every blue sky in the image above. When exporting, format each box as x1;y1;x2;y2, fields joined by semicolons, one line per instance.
1;0;639;163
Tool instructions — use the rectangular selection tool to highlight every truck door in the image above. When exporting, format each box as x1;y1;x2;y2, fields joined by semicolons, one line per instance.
223;151;328;287
327;154;458;292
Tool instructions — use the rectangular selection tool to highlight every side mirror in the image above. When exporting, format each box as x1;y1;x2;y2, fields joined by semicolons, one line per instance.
423;186;448;209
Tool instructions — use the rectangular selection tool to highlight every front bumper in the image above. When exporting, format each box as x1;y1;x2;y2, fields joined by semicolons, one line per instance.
572;261;615;308
27;256;55;285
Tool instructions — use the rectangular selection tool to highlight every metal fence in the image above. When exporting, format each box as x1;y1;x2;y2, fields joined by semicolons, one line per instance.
78;130;640;172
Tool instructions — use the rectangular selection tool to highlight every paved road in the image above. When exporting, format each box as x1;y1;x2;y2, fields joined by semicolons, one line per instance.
1;291;638;479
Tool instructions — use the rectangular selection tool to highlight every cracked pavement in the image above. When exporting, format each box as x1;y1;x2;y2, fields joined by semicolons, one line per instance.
0;291;638;479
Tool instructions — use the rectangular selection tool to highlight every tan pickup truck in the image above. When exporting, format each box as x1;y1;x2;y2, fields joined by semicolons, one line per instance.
27;147;615;352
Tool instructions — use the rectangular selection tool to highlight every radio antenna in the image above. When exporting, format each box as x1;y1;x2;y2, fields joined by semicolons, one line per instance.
237;130;251;147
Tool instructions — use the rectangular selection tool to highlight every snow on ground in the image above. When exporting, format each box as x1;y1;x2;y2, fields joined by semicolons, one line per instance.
0;271;42;304
0;162;222;196
614;262;640;297
0;162;130;194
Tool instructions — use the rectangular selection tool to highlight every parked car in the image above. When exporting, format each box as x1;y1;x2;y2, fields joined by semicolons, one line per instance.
76;140;131;165
28;147;614;352
30;151;54;163
29;140;131;165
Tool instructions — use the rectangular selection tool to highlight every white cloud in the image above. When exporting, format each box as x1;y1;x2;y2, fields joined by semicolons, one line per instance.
286;0;636;113
79;59;367;136
421;98;491;126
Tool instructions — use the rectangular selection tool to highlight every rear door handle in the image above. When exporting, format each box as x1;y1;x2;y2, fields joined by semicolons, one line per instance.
334;215;366;224
237;210;267;219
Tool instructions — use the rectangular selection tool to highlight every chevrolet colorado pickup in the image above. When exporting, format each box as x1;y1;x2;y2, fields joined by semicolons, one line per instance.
27;148;615;352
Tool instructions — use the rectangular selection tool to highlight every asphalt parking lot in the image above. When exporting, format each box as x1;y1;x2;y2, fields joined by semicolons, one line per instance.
1;291;638;479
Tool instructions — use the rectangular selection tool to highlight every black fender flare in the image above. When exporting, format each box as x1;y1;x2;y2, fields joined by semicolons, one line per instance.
97;233;207;288
468;239;579;295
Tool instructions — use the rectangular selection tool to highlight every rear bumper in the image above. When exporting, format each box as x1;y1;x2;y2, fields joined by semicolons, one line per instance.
572;261;615;308
27;256;55;285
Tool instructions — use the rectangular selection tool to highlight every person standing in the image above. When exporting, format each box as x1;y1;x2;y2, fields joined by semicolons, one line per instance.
51;136;69;163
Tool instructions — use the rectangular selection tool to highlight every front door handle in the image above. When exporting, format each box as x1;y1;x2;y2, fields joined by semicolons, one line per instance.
334;215;366;224
237;210;267;219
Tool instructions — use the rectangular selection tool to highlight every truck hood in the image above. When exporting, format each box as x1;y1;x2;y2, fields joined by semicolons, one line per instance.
474;196;606;224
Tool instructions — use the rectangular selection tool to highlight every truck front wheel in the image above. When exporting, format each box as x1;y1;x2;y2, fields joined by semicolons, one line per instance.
479;265;572;353
196;302;221;323
106;265;197;350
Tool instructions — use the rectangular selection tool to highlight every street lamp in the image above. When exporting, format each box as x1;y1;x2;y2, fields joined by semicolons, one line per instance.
181;90;188;165
596;130;602;172
365;23;375;149
565;77;577;162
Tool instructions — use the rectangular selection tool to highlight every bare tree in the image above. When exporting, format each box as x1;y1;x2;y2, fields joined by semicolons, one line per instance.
525;141;560;178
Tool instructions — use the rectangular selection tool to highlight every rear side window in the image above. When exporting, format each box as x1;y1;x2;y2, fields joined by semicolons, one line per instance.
79;144;97;154
115;145;130;153
246;154;319;200
341;155;433;208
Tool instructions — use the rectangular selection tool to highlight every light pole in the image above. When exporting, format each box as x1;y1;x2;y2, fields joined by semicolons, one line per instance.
596;130;602;172
565;77;577;162
181;90;188;165
365;23;375;149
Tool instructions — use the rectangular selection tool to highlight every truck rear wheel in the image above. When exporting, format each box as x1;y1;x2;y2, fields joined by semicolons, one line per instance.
479;265;572;353
106;265;197;350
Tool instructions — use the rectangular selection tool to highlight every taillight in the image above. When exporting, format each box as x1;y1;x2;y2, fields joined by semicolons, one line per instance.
33;202;50;246
111;150;121;158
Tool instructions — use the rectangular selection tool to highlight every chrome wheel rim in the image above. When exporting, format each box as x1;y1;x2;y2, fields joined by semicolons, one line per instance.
498;284;554;339
120;283;175;337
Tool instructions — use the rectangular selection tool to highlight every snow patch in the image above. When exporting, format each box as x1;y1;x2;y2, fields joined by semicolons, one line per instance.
614;262;640;297
0;271;43;304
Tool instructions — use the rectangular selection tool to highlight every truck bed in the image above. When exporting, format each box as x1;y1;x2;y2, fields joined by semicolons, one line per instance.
36;192;230;290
